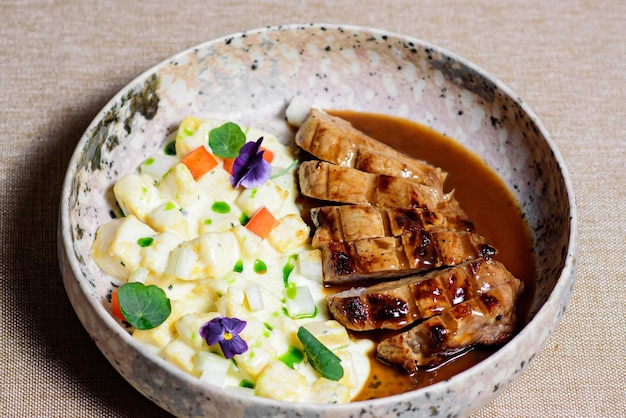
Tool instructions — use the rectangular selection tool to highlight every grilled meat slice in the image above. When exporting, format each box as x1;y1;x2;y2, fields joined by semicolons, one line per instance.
326;257;514;331
295;109;445;188
376;278;523;371
321;229;494;284
310;205;475;248
298;160;461;213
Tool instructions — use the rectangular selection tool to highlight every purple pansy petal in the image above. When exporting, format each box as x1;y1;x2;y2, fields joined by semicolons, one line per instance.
230;137;271;188
199;318;226;345
238;158;271;189
222;316;247;334
199;316;249;359
219;334;248;359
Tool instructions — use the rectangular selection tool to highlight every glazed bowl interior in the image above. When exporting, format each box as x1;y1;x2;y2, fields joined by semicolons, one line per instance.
59;24;577;417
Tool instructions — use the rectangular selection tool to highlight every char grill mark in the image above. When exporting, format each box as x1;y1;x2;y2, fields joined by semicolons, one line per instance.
326;258;517;331
376;277;523;371
310;205;476;248
295;109;445;187
321;229;492;284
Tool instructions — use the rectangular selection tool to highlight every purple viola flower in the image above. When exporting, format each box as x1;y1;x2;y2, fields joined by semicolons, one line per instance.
199;316;248;359
230;137;271;189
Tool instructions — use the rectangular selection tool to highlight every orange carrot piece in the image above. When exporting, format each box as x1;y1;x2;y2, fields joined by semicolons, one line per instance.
180;146;218;179
246;206;279;239
111;288;125;321
261;147;274;164
223;157;236;174
222;147;274;175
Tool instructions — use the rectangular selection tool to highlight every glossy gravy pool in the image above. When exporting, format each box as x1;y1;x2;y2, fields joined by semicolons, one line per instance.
324;111;536;400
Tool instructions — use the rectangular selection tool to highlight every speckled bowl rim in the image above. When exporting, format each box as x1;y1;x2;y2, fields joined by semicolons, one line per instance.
59;23;578;416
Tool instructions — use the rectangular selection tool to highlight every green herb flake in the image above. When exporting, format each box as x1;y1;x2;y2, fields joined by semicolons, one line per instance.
203;218;213;225
164;140;177;156
239;212;250;226
137;237;154;247
239;379;255;389
233;259;244;273
208;122;246;158
211;201;231;214
117;282;171;330
297;326;343;381
164;201;176;211
144;157;155;166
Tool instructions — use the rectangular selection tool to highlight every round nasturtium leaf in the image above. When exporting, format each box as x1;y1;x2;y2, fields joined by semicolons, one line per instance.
208;122;246;158
117;282;171;330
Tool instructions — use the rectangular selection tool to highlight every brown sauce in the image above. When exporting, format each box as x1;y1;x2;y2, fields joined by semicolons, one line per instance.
323;110;536;400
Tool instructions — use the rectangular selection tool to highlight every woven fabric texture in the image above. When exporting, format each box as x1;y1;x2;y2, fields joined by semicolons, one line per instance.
1;1;624;417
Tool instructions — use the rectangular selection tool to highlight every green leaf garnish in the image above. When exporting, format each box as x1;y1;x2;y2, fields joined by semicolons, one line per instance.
297;326;344;381
117;282;171;330
208;122;246;158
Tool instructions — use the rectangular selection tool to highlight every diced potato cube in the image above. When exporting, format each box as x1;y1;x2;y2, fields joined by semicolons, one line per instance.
335;350;357;390
175;312;220;349
158;163;198;207
183;231;240;280
302;321;350;350
176;116;224;157
215;286;247;318
255;361;308;402
306;377;350;404
268;214;310;253
91;215;157;280
298;249;323;283
132;299;186;349
232;224;266;259
145;201;192;240
140;231;183;276
235;181;289;217
234;345;275;379
162;337;197;374
114;173;164;221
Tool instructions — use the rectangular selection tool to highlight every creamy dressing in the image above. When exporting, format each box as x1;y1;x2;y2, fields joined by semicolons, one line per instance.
91;116;373;403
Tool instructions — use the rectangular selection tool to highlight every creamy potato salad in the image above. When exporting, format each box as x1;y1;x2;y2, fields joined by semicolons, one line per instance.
91;116;372;403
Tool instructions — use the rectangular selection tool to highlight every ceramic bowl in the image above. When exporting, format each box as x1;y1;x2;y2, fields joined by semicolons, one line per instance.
58;23;577;417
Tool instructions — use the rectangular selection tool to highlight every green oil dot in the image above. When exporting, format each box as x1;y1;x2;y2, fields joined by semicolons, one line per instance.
212;201;231;214
254;259;267;274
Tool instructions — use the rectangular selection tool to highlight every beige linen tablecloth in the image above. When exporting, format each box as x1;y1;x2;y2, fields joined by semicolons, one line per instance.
1;1;624;417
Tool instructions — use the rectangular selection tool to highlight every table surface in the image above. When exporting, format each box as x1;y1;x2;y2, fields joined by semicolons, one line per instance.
1;1;624;417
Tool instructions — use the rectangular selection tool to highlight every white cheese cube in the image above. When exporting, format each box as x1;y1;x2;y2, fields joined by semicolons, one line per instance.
91;215;157;280
158;163;198;208
268;214;310;253
234;345;275;379
255;361;308;402
175;115;219;157
114;173;164;221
